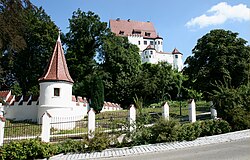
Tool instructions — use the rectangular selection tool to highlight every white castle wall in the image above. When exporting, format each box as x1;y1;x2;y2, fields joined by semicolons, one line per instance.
4;103;38;122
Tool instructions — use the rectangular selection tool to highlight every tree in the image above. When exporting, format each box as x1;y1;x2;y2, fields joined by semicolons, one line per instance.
183;29;250;98
0;0;58;94
134;62;176;105
90;75;104;113
100;34;141;107
65;9;109;97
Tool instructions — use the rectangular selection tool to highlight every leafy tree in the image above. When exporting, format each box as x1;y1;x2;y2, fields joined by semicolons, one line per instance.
65;9;109;97
211;81;250;131
135;62;176;105
90;75;104;113
100;34;141;107
184;29;250;99
0;0;58;94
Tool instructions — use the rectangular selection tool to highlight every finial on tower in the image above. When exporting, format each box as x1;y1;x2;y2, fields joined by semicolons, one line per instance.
57;29;61;42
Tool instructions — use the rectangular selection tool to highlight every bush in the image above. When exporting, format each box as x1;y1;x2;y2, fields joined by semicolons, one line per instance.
85;132;111;152
178;122;202;141
0;139;58;160
58;139;86;154
199;119;231;137
151;119;181;143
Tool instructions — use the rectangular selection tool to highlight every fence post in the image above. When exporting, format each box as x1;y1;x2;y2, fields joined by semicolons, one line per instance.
41;112;51;142
129;104;136;132
88;108;95;138
0;110;5;146
188;99;196;122
162;102;169;120
210;101;217;119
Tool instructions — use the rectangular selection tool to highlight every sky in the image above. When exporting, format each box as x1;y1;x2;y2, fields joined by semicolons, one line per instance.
31;0;250;61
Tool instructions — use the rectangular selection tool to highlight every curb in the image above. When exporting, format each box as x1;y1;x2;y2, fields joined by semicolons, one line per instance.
49;129;250;160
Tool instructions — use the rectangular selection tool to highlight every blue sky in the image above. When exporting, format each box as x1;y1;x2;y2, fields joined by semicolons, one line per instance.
31;0;250;61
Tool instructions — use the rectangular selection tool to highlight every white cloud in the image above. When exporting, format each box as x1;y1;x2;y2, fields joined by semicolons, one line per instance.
186;2;250;29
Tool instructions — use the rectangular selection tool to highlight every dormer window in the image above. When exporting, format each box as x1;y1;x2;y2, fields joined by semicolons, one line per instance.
119;31;124;35
132;29;141;34
54;88;60;96
145;32;151;37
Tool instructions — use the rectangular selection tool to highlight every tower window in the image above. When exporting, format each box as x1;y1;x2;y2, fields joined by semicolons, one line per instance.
54;88;60;96
158;41;160;45
138;41;140;45
144;41;147;45
175;55;178;58
150;41;154;45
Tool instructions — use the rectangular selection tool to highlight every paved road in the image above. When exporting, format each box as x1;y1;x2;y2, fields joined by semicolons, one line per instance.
106;138;250;160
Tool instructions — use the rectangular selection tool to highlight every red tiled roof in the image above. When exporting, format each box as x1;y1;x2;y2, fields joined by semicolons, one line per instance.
109;19;157;38
172;48;183;55
38;35;74;83
0;91;10;98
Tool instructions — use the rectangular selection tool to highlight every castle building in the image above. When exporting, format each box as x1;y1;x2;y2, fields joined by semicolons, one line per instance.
109;19;183;71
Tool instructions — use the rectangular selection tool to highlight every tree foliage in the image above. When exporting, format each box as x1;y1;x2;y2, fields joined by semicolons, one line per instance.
65;9;108;97
0;0;58;94
135;62;177;104
90;75;104;113
100;34;141;107
183;29;250;98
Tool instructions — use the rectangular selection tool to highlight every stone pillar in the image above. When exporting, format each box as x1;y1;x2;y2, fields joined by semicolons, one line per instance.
210;101;217;119
162;102;169;120
41;112;51;142
129;104;136;132
88;108;95;138
188;99;196;122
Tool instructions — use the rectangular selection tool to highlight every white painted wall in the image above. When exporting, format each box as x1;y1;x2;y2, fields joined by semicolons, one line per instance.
4;104;38;122
38;81;73;120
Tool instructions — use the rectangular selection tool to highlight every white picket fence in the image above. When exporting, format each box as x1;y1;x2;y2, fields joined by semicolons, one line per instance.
0;100;217;146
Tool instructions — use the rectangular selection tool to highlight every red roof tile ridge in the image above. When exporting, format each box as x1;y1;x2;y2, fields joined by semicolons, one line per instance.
38;36;74;83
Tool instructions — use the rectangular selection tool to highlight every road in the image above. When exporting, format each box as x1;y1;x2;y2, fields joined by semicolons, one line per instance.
106;138;250;160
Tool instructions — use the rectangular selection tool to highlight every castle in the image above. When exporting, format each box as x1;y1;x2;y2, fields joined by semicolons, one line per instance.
0;34;122;124
109;19;183;71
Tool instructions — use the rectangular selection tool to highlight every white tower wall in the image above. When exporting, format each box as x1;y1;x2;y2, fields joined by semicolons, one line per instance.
38;81;73;121
155;38;163;52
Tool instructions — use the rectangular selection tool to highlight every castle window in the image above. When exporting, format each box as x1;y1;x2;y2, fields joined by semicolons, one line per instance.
158;41;160;45
145;32;151;37
150;41;154;45
138;41;140;45
150;51;153;55
144;41;147;45
54;88;60;96
175;55;178;58
119;31;124;35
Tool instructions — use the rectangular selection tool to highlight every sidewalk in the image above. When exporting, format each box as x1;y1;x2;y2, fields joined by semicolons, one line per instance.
49;129;250;160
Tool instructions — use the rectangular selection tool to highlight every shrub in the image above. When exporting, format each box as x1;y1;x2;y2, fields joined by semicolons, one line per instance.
0;139;58;160
58;139;86;154
85;132;111;152
151;119;181;143
178;122;202;141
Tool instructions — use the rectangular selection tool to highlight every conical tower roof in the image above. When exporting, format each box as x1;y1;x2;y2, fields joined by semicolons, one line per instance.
38;34;74;83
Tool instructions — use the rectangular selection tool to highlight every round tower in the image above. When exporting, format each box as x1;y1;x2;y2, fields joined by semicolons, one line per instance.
172;48;183;71
155;36;163;52
37;34;74;122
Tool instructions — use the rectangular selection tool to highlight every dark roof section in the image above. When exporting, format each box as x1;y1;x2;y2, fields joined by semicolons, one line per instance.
38;35;74;83
172;48;183;55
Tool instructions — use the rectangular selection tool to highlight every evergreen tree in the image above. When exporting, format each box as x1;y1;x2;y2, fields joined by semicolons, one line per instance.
90;75;104;113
